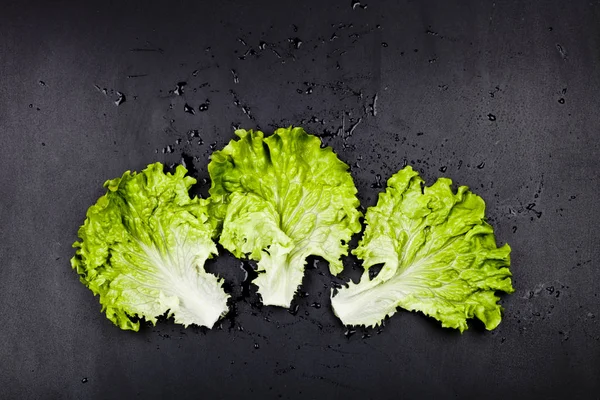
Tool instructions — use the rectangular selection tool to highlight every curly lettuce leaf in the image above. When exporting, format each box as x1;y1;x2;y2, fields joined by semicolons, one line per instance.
331;166;513;332
208;127;362;307
71;163;229;331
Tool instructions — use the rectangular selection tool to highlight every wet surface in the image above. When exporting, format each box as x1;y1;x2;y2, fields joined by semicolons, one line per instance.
0;0;599;398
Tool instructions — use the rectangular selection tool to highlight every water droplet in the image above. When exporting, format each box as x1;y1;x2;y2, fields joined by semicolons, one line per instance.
114;91;126;106
477;162;485;169
368;93;378;116
381;42;388;47
351;0;367;9
556;43;568;59
558;98;565;104
231;69;239;84
29;104;33;108
310;302;321;309
254;343;260;349
288;304;299;315
184;104;195;114
38;80;46;86
174;82;186;96
258;41;267;50
305;87;313;95
192;70;199;77
370;174;383;188
188;129;200;138
239;261;258;298
439;166;447;173
487;113;496;121
81;378;88;383
289;37;303;49
199;103;209;112
344;328;356;338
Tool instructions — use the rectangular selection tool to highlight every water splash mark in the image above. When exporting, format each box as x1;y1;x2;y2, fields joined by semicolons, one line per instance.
174;82;186;96
367;93;378;116
556;43;568;60
345;117;362;137
238;48;257;60
351;0;368;9
288;37;303;49
370;174;383;188
230;90;255;120
489;85;501;98
271;48;282;59
183;103;195;114
114;91;126;106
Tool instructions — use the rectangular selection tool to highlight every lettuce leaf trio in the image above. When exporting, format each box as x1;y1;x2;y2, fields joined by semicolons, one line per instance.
72;127;513;333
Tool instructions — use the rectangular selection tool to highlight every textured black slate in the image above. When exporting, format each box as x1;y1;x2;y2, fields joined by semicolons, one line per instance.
1;1;599;398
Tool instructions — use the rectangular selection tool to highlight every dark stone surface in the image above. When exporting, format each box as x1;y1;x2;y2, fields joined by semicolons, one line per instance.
1;0;599;398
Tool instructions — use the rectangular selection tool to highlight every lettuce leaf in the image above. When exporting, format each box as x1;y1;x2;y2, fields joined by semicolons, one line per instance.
71;163;229;331
208;127;362;307
331;166;513;332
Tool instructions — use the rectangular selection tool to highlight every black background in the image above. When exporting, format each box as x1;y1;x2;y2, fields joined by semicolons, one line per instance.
1;0;599;398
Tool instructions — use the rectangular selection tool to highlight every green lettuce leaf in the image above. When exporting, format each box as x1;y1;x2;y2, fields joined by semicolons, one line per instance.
331;166;513;332
208;127;362;307
71;163;229;331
